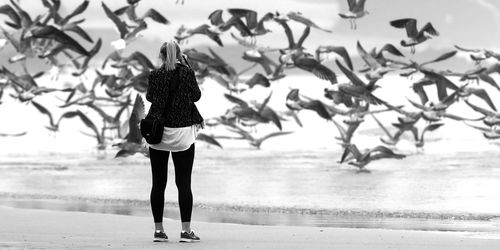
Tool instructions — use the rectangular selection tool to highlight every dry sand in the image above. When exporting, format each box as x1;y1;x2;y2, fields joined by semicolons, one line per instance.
0;206;499;250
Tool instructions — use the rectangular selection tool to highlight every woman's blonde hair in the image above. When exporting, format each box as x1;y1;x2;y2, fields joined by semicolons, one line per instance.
159;41;181;71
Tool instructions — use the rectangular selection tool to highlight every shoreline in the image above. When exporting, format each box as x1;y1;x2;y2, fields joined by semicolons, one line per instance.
1;205;499;250
1;194;500;234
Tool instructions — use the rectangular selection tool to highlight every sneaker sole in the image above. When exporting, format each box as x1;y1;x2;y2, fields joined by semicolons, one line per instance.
179;238;200;243
153;238;169;242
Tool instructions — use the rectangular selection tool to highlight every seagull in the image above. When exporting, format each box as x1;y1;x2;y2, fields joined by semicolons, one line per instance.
332;117;362;145
368;43;405;66
285;88;332;120
390;18;439;54
465;101;500;127
31;100;81;132
370;113;412;146
224;125;293;149
454;45;492;65
476;63;500;91
338;0;369;30
74;110;107;150
398;50;457;78
114;94;148;158
30;25;90;57
407;98;482;122
415;122;444;148
40;0;94;44
242;49;278;76
411;69;459;104
340;143;406;173
224;92;282;130
356;41;396;80
102;2;164;49
315;45;353;70
286;11;332;32
464;122;500;140
335;59;385;105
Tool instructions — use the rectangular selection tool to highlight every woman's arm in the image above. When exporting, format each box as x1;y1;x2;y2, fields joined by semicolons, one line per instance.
145;71;157;103
183;67;201;102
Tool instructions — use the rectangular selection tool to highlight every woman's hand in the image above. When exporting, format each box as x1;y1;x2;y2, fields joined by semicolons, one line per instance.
181;54;191;68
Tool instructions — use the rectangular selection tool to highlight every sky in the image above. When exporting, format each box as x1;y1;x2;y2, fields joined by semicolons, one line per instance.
3;0;500;70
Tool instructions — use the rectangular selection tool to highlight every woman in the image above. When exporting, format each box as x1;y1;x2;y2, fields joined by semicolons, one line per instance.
145;41;204;243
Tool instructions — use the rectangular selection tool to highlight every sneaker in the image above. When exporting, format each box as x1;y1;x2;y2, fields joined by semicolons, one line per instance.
153;231;169;242
180;230;200;242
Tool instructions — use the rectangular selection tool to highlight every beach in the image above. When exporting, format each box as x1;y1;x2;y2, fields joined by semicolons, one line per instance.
1;206;500;250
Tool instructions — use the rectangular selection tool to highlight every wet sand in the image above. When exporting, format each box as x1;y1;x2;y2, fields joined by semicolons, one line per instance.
0;206;499;250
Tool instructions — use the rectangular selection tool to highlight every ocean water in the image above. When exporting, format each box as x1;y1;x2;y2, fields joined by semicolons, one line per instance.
1;74;500;232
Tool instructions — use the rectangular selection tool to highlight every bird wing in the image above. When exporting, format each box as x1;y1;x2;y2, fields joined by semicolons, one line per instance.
224;93;249;108
141;9;169;24
295;57;337;84
286;11;332;32
332;119;347;142
419;22;439;36
30;25;89;56
31;100;54;127
454;44;480;53
347;0;356;11
335;59;365;86
258;91;273;113
196;133;223;148
463;122;491;133
0;4;21;29
468;88;497;111
370;113;394;140
127;51;155;70
301;100;332;120
128;94;145;143
484;63;500;75
316;45;353;71
421;122;444;141
101;2;128;39
257;131;294;144
295;26;310;49
76;110;102;144
411;82;430;105
63;21;93;43
477;74;500;91
378;43;405;57
259;107;282;130
357;41;381;68
390;18;418;38
465;101;497;117
407;98;429;111
208;9;224;26
245;73;270;88
421;50;457;66
227;8;258;30
352;0;367;12
273;17;295;49
59;0;89;26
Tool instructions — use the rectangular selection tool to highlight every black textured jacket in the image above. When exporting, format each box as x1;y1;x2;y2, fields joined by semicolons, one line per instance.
145;63;204;128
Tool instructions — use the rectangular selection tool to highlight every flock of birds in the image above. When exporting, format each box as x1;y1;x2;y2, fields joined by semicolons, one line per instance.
1;0;500;172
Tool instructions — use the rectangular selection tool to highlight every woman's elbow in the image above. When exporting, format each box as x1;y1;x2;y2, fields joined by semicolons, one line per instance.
191;93;201;102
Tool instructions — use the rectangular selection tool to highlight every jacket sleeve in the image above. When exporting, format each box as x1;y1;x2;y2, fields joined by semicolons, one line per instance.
145;70;157;103
182;67;201;102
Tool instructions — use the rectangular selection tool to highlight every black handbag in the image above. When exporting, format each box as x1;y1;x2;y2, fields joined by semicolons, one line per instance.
140;118;164;144
141;68;181;144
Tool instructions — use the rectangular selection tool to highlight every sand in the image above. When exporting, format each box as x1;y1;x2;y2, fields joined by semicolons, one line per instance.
0;206;499;249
